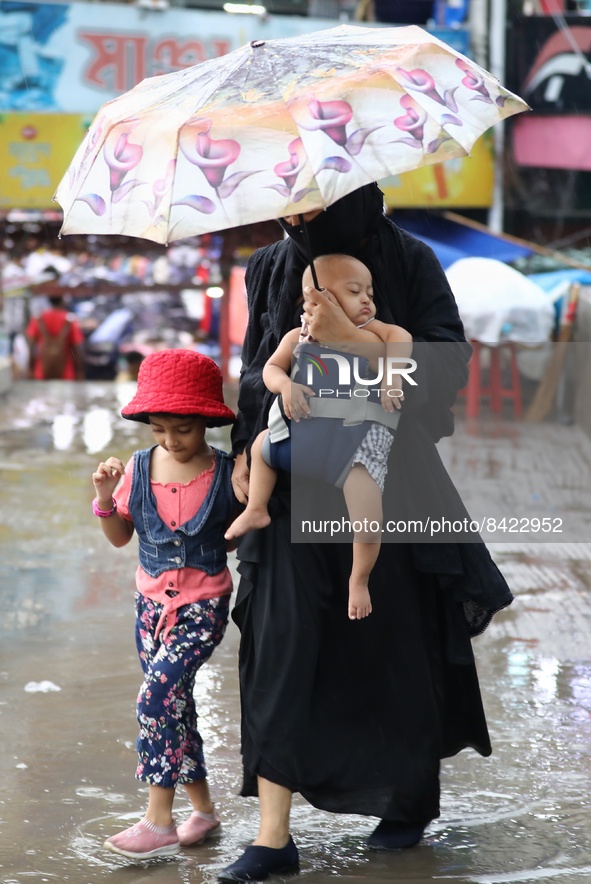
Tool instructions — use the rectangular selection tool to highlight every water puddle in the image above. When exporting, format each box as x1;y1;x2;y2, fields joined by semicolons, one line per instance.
1;382;590;883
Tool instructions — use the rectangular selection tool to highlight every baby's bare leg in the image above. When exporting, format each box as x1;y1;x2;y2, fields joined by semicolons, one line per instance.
342;464;383;620
225;431;275;539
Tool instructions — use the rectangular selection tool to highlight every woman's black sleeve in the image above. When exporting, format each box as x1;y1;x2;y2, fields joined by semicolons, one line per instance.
231;248;277;456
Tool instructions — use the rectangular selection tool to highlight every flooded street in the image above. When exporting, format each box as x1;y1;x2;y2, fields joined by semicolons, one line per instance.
1;380;591;884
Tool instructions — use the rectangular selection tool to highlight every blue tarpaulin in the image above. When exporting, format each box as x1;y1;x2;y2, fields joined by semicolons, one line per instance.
394;211;536;269
527;268;591;291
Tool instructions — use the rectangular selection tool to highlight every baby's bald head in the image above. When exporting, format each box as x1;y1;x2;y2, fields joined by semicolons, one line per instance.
302;254;370;293
302;254;375;326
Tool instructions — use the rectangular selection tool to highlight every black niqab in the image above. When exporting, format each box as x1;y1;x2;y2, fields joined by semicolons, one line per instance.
278;183;386;303
231;183;514;821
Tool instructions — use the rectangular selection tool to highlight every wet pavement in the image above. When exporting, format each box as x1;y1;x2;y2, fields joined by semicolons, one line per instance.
1;380;591;884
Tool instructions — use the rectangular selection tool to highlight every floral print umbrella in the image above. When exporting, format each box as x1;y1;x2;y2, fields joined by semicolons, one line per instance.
54;24;528;244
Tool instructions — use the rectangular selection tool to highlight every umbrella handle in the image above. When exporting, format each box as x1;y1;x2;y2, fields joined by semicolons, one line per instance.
299;214;321;291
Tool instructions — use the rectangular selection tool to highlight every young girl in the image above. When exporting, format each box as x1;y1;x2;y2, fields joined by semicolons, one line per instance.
91;348;236;861
225;254;413;621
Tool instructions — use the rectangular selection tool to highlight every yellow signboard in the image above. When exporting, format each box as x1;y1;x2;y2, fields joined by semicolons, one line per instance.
1;115;495;211
0;114;91;210
380;133;495;209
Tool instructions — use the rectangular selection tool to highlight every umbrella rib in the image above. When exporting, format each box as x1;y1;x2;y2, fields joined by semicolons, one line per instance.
162;43;264;242
256;45;329;209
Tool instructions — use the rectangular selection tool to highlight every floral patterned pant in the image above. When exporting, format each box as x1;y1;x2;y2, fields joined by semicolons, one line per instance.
134;592;230;788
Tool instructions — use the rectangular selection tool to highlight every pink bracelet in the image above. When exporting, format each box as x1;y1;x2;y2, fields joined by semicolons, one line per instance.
92;497;117;518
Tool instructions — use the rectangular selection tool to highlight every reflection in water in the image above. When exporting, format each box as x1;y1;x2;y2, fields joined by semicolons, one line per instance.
507;648;531;689
52;409;78;450
1;381;591;883
468;866;591;883
568;663;591;721
83;407;114;454
533;656;560;706
439;642;591;884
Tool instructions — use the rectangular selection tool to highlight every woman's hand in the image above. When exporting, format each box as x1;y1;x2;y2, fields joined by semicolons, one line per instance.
92;457;125;503
302;286;353;342
232;451;250;505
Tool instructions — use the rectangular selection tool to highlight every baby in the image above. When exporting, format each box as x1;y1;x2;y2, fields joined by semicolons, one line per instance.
226;254;413;620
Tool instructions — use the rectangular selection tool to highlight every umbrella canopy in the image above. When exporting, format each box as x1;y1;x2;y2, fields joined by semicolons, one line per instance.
54;24;528;245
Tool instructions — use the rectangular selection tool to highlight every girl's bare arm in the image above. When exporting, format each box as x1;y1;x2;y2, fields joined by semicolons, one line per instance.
91;457;135;547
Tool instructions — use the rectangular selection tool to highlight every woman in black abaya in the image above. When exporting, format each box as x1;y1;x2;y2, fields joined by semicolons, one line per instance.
219;184;513;883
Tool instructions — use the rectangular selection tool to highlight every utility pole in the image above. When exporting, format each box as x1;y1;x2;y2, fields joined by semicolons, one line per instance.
488;0;507;233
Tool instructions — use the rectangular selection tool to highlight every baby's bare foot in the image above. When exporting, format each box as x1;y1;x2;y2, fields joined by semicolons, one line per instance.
225;507;271;540
348;580;372;620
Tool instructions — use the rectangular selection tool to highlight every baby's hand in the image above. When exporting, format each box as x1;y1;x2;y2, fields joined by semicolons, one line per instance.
282;382;315;422
92;457;126;500
381;375;404;412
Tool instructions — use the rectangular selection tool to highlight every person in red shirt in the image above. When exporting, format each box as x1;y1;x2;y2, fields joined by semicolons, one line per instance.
26;295;85;380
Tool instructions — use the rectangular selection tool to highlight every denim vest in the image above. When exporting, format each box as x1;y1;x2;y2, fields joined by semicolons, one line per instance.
128;446;234;578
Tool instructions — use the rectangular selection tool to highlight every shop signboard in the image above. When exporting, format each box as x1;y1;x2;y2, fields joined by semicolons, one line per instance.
508;15;591;114
0;2;472;208
0;113;91;208
380;133;495;209
0;108;494;211
508;15;591;170
0;1;468;114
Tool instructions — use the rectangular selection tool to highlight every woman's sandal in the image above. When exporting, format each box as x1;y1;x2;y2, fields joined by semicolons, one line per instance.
218;836;299;882
366;819;427;850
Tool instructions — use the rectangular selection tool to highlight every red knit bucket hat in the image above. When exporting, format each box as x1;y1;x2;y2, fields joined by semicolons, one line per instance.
121;349;235;427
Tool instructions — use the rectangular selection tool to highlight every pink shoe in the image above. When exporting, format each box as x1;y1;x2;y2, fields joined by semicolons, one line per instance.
104;817;180;859
177;809;221;847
